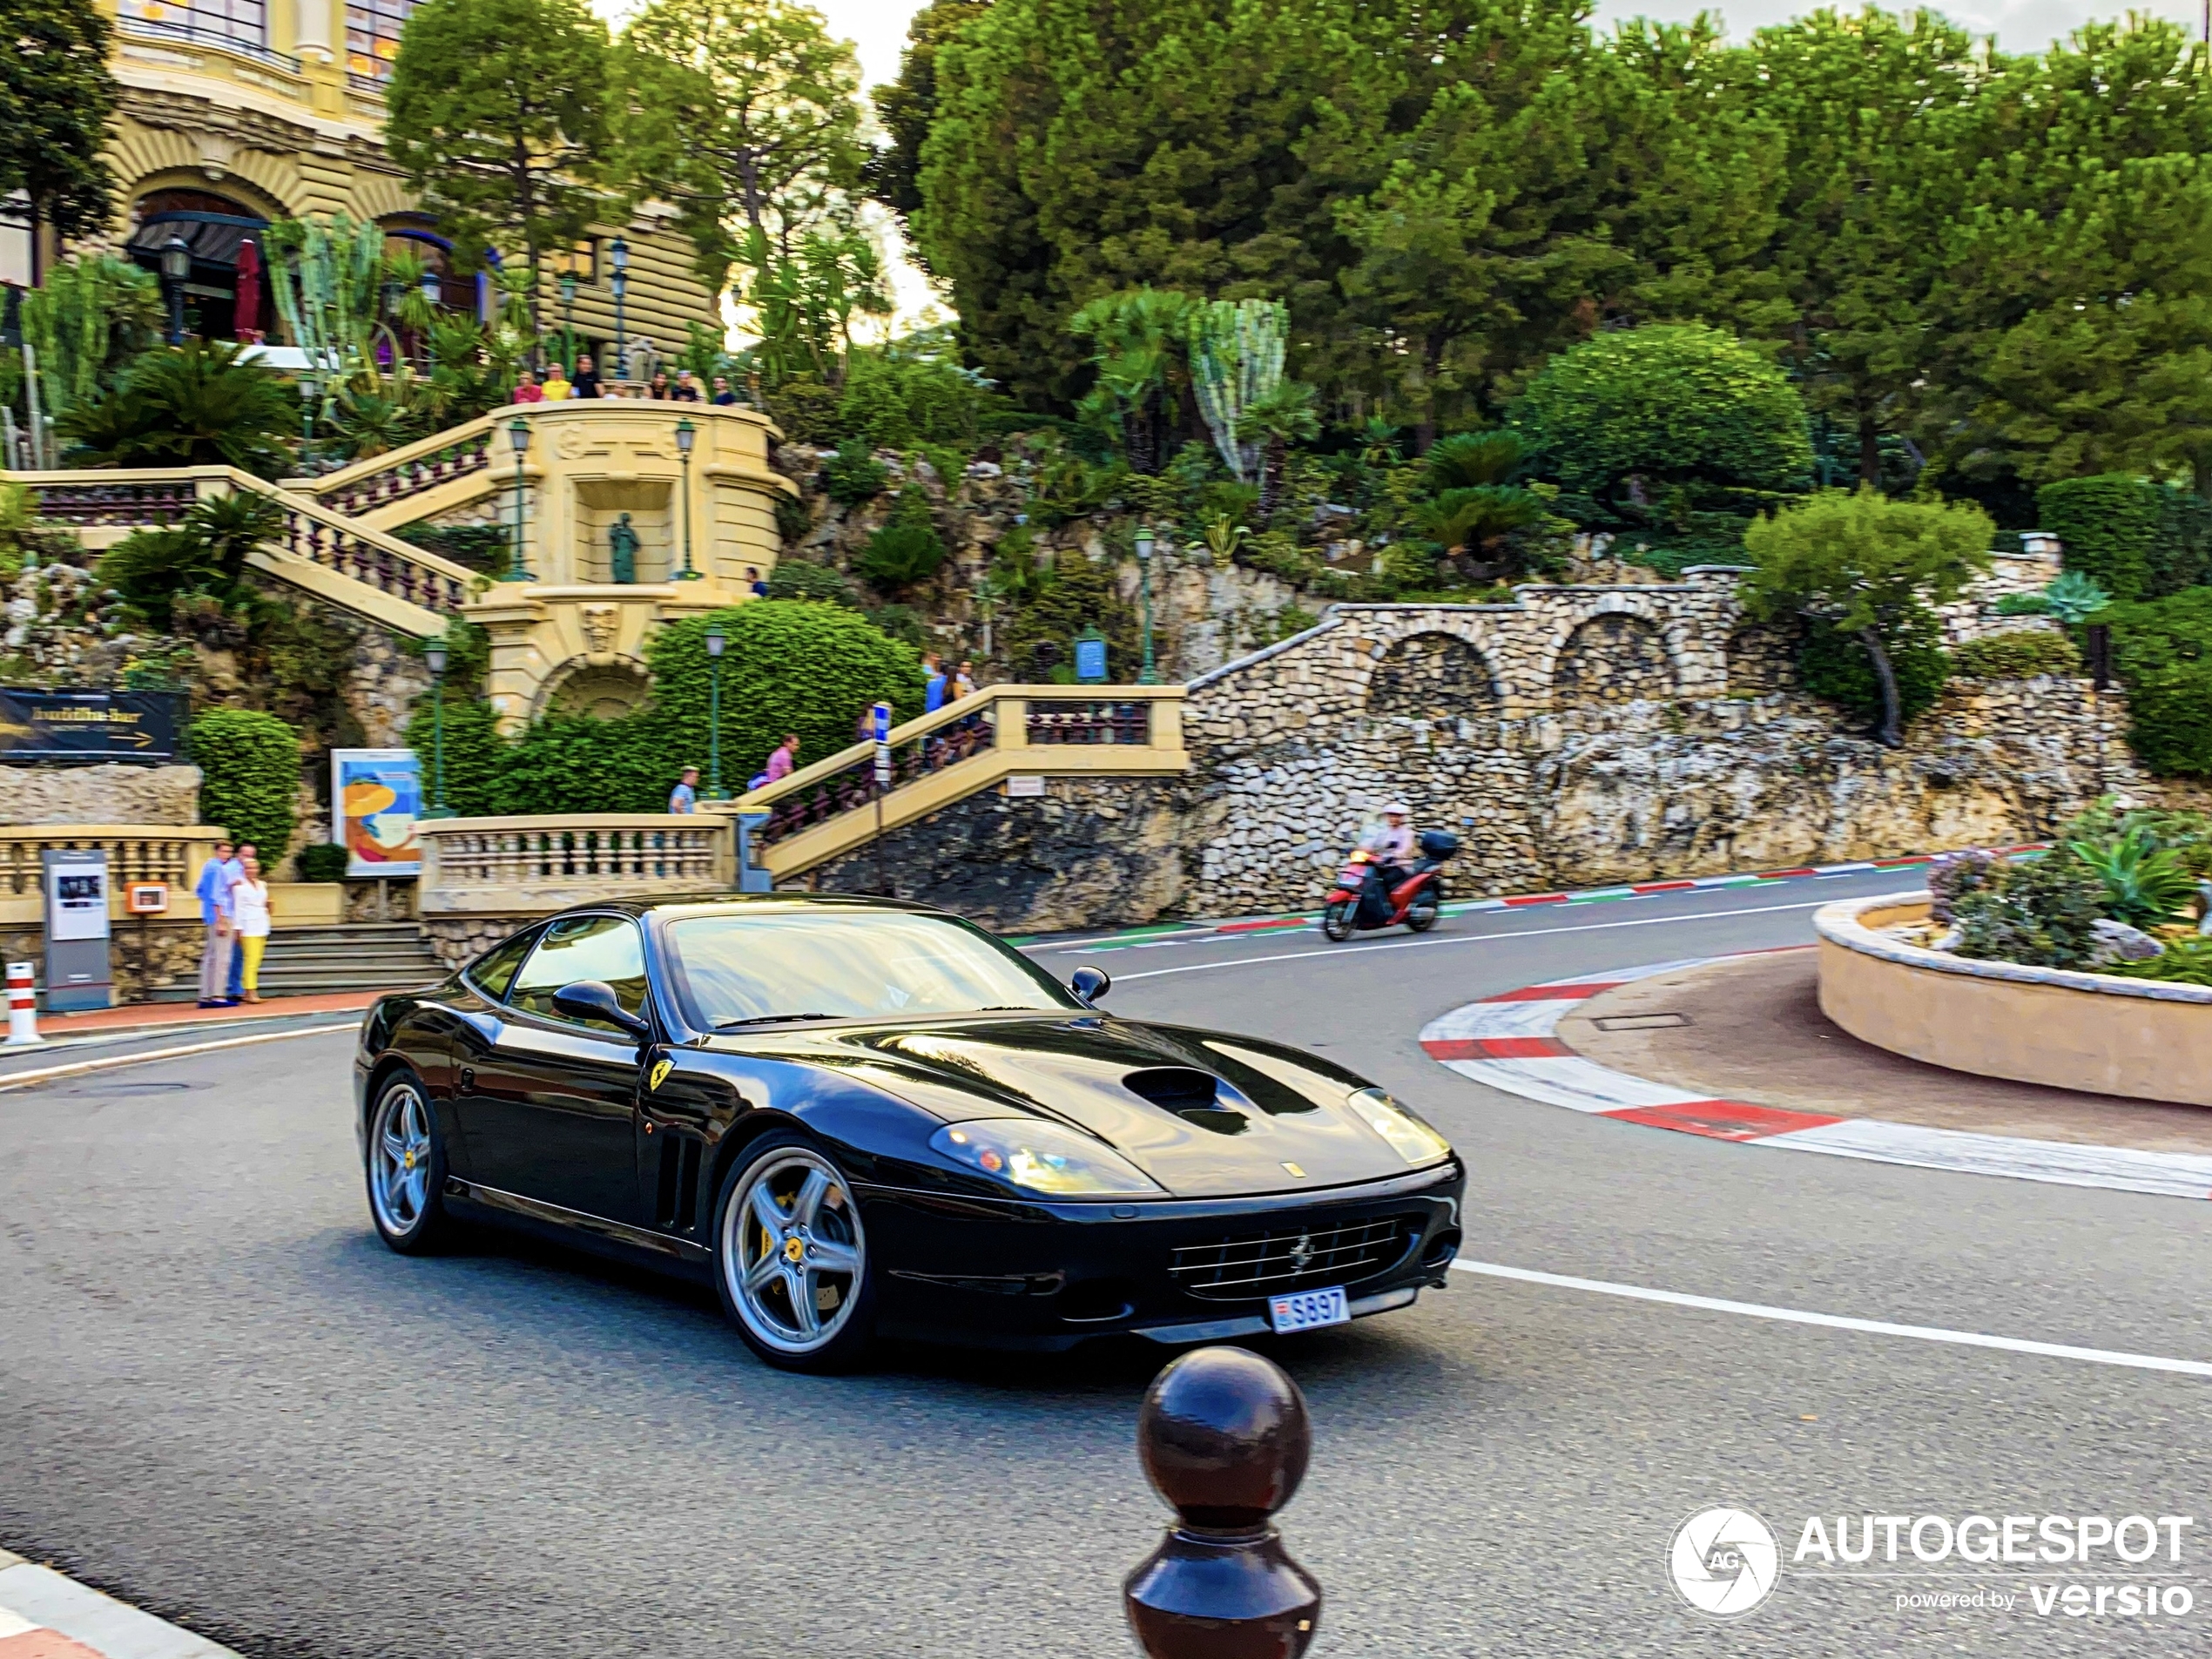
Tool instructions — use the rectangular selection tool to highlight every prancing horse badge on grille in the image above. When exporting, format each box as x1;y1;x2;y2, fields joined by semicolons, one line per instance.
1289;1232;1315;1271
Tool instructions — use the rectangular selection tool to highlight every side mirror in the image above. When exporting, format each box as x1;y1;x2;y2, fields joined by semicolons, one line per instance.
551;979;651;1042
1069;966;1111;1008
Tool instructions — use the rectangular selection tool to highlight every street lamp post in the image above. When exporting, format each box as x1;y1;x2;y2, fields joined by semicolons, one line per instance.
159;236;192;344
422;642;455;819
559;270;578;374
1135;528;1157;685
506;417;535;582
610;237;629;382
673;417;700;579
704;624;729;800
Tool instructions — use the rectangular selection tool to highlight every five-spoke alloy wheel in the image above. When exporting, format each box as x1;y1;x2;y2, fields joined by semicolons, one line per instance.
714;1132;876;1372
367;1070;453;1253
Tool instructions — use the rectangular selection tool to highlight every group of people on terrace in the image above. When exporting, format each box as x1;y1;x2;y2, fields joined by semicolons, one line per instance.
512;358;747;407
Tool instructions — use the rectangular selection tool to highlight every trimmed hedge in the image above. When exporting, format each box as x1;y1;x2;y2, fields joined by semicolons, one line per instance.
2105;587;2212;776
189;708;300;857
2036;476;2212;602
295;843;349;882
1950;629;2081;679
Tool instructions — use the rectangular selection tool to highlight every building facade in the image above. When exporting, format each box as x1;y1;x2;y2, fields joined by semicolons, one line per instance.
81;0;717;369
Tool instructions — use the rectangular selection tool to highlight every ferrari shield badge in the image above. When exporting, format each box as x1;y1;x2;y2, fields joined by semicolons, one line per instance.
648;1057;673;1092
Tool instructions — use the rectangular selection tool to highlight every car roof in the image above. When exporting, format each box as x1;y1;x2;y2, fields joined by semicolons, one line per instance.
542;891;955;925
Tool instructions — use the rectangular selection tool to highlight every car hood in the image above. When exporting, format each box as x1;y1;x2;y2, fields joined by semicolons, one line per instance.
714;1014;1450;1198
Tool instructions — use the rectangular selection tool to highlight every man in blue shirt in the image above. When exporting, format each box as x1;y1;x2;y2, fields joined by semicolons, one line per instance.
194;839;235;1007
669;767;700;813
922;652;947;713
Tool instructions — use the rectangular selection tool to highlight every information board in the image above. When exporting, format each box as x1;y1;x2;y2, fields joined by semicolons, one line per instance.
0;688;185;763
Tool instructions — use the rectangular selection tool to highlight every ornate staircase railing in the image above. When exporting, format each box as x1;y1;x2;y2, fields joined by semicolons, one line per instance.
307;427;496;518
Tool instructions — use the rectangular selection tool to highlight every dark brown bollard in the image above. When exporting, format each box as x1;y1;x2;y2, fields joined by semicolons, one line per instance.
1123;1345;1322;1659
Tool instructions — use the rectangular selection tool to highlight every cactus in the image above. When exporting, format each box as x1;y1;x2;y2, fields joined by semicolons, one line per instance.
265;213;393;388
19;256;162;418
1187;298;1288;482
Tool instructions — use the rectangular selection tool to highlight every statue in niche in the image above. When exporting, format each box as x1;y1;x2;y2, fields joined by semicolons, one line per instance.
608;513;640;583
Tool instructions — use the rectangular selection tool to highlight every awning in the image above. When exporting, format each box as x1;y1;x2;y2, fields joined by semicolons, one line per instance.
125;211;268;273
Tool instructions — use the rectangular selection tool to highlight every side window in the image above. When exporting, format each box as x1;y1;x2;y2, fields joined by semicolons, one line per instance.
466;926;541;1002
509;916;649;1034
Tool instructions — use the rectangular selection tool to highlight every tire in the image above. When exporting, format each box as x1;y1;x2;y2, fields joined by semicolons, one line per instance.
1321;900;1356;942
365;1069;456;1255
1406;884;1441;934
712;1130;878;1373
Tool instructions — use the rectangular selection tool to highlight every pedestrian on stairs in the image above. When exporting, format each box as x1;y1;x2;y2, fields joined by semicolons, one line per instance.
194;839;235;1008
230;854;272;1004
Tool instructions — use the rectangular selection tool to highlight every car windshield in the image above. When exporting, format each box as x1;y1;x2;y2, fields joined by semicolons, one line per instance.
663;908;1081;1028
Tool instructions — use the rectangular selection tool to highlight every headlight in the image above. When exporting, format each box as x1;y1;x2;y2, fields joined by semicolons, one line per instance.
1347;1087;1452;1165
930;1119;1164;1197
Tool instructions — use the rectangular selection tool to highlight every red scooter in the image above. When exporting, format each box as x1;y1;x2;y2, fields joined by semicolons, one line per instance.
1321;831;1458;941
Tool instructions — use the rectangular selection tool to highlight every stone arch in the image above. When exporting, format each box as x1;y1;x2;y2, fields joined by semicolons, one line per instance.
536;658;651;721
1365;631;1498;719
1551;611;1674;706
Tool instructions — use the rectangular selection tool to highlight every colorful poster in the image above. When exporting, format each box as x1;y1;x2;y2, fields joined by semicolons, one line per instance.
331;748;424;876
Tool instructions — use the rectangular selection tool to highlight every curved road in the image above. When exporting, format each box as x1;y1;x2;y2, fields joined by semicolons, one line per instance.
4;869;2209;1656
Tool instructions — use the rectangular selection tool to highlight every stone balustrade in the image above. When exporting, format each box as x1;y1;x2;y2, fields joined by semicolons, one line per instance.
0;825;229;927
416;814;734;917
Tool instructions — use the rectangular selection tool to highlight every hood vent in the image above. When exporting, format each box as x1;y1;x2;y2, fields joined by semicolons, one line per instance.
1124;1067;1248;1136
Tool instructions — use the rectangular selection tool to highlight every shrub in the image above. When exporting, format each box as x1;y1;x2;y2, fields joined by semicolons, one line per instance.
2036;475;2161;602
296;843;350;882
396;521;515;573
98;492;286;618
1797;610;1950;731
1927;849;1997;922
2104;588;2212;776
765;376;842;446
1952;852;2105;969
59;341;297;479
836;347;994;449
820;439;890;506
2065;822;2196;928
764;559;858;606
190;708;300;858
1950;629;2081;679
772;493;813;545
855;487;948;591
2111;934;2212;987
1512;323;1813;501
496;714;670;814
404;696;508;817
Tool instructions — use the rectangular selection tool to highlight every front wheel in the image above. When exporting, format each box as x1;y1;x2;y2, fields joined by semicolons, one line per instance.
713;1130;877;1373
366;1069;456;1254
1322;899;1356;942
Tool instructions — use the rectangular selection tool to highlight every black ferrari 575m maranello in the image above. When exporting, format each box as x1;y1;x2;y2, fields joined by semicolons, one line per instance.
354;894;1466;1371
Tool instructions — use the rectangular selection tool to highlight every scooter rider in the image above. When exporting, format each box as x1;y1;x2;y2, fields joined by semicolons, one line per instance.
1360;801;1417;893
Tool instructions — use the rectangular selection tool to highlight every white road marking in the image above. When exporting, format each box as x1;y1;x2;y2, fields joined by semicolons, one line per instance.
1452;1258;2212;1379
0;1022;361;1094
1110;899;1842;980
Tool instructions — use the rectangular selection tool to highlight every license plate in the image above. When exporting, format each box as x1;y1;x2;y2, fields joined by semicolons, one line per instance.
1269;1285;1349;1333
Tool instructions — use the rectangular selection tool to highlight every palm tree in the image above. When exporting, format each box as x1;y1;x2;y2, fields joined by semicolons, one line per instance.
1413;429;1546;577
1236;380;1319;513
1070;288;1191;474
59;341;298;479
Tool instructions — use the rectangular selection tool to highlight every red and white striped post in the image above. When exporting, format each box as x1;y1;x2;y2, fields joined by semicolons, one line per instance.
4;961;43;1048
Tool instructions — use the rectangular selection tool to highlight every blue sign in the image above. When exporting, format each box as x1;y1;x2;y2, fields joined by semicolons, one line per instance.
1074;634;1109;684
871;701;892;742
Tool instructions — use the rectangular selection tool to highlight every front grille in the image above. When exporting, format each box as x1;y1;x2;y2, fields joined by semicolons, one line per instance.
1170;1214;1413;1301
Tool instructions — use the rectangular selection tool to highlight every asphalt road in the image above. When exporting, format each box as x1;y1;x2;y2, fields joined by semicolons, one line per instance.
5;868;2211;1657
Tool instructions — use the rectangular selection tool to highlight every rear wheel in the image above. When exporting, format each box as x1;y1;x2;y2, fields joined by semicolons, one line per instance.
1406;882;1442;933
1322;900;1356;942
713;1130;877;1372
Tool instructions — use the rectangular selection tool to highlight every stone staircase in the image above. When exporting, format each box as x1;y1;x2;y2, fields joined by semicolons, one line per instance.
148;922;448;1001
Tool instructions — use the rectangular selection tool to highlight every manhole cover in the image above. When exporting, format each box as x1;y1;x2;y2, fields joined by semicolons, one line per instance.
1592;1013;1690;1032
65;1080;194;1096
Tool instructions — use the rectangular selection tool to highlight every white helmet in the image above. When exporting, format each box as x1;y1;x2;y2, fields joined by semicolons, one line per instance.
1384;801;1411;817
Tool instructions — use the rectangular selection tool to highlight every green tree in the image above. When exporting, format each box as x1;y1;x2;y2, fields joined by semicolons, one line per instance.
1743;487;1993;746
0;0;118;273
1513;323;1812;503
384;0;617;346
1069;287;1190;475
867;0;993;227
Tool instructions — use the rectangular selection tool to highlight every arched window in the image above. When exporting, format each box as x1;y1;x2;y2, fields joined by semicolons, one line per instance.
1553;613;1673;706
123;189;270;342
1366;632;1497;719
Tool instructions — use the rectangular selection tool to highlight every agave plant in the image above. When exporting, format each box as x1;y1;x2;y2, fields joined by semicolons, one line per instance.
1998;570;2111;625
2066;825;2195;929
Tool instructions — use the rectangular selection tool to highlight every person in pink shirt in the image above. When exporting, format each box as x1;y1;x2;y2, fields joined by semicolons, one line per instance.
512;367;543;403
765;732;800;782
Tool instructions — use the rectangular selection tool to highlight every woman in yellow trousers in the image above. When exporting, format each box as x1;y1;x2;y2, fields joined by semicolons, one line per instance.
230;854;273;1003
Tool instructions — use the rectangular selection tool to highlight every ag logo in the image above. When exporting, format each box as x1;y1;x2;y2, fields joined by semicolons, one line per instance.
648;1057;672;1092
1669;1507;1779;1618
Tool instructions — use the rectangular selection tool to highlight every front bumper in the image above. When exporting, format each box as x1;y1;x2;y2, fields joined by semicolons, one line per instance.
860;1161;1464;1351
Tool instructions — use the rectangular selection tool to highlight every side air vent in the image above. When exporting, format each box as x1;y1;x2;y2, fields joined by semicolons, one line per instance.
1124;1067;1248;1135
653;1131;705;1231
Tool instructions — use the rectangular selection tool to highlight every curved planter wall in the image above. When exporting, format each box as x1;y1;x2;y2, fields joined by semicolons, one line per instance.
1816;892;2212;1107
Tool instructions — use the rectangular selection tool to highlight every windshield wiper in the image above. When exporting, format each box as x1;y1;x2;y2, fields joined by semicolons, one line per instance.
715;1013;840;1028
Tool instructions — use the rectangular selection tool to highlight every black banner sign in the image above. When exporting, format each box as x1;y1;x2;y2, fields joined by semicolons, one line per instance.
0;688;187;764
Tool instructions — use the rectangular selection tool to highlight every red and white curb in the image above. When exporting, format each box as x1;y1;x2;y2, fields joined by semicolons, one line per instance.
0;1551;238;1658
1420;955;2212;1202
